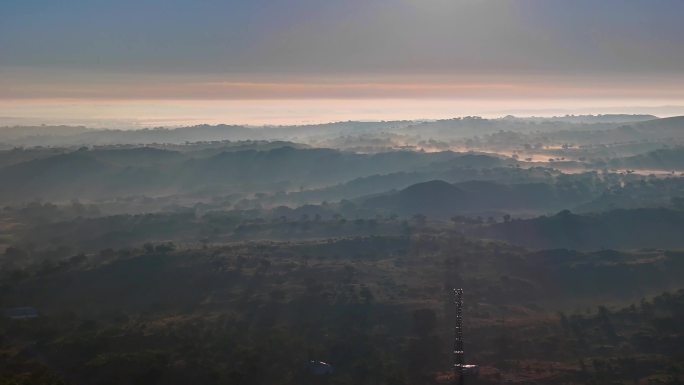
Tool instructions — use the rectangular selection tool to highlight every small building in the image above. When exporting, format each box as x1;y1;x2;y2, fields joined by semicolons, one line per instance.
458;364;480;376
3;307;39;320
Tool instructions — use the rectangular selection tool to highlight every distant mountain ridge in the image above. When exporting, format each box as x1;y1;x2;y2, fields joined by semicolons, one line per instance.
0;146;484;202
1;115;674;147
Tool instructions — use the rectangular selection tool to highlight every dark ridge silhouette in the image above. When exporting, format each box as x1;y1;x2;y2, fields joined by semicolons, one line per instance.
360;179;593;217
608;147;684;170
474;208;684;250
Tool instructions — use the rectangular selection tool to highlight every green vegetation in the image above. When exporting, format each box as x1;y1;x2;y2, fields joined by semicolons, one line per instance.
3;231;684;384
2;115;684;384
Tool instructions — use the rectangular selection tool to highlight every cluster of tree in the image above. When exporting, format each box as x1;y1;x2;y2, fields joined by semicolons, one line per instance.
473;208;684;250
2;231;684;384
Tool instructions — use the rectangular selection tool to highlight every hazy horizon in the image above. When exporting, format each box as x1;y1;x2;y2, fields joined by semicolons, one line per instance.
3;0;684;127
2;98;683;128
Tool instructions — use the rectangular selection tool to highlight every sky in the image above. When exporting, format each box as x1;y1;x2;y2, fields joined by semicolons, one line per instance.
2;0;684;126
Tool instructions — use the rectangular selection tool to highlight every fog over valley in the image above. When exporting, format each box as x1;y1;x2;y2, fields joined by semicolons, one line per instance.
4;1;684;384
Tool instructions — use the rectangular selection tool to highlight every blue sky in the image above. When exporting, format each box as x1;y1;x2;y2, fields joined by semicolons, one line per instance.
3;0;684;75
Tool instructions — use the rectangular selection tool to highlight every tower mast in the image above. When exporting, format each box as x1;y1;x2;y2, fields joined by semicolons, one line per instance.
453;288;465;385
